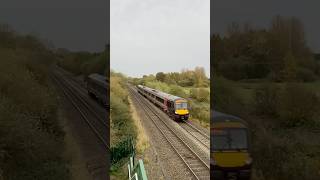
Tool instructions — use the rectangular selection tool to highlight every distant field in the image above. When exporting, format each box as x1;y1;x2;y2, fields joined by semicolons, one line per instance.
233;81;320;105
304;81;320;92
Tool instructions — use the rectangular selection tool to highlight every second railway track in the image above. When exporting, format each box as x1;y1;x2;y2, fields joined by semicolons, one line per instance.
129;86;210;180
51;71;109;150
178;122;210;149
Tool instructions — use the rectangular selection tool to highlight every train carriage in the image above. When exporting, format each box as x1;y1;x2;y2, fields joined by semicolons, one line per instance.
87;73;108;106
137;85;189;121
211;110;252;180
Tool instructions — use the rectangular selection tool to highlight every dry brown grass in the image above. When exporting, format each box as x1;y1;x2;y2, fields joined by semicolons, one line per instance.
128;97;150;154
59;110;92;180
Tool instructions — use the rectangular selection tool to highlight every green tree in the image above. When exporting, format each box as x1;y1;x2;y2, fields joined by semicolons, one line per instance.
156;72;166;82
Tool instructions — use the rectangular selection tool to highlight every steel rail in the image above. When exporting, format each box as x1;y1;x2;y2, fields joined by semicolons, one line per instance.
51;72;109;150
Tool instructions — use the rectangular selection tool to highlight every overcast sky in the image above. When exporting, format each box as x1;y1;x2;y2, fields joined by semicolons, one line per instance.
212;0;320;53
0;0;108;52
110;0;210;78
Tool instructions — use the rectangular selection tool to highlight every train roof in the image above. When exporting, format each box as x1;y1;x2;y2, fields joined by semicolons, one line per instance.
88;73;108;87
138;85;186;102
211;110;248;127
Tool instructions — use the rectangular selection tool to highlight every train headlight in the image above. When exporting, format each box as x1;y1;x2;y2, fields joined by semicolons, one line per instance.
245;157;252;165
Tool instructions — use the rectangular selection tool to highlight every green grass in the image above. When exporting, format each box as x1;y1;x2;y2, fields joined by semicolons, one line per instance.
303;81;320;92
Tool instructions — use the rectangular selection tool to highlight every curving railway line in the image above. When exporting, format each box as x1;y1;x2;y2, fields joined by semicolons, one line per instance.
129;86;210;180
51;70;109;150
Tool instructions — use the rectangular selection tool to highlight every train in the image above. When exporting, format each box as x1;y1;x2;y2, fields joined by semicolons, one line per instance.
137;85;189;121
211;110;252;180
86;73;108;106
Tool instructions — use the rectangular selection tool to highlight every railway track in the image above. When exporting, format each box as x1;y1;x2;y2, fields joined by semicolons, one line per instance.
55;66;109;111
179;122;210;149
51;71;109;150
129;87;210;180
54;69;109;128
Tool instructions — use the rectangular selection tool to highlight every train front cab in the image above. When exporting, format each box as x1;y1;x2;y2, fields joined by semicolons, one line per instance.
172;99;189;121
211;115;252;180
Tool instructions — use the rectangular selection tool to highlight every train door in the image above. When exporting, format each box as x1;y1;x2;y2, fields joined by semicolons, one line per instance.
164;99;168;112
167;101;174;118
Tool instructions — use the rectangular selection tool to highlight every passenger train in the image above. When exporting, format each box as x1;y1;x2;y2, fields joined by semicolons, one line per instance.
211;110;252;180
86;73;108;106
137;85;189;121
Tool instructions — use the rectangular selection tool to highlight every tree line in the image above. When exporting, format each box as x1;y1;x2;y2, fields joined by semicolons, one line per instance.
132;67;209;88
212;15;320;82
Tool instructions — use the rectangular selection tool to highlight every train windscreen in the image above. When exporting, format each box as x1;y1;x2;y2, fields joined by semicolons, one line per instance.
212;128;248;151
175;102;188;109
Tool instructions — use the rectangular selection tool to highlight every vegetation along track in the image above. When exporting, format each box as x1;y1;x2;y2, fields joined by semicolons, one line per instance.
129;86;210;180
51;70;109;150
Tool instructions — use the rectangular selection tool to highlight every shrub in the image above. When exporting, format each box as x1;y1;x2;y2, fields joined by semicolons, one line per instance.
58;51;108;76
110;73;136;165
277;83;320;127
212;76;245;115
296;67;317;82
254;83;279;116
190;88;209;102
189;101;209;123
145;81;171;93
252;127;320;180
0;47;69;179
169;85;187;98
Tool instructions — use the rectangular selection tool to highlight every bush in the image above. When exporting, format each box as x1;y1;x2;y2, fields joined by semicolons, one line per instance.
0;47;69;179
296;67;317;82
212;76;245;115
110;73;136;165
190;88;209;102
277;83;320;127
169;85;187;98
189;101;209;123
254;83;279;116
58;50;108;76
145;81;171;93
252;129;320;180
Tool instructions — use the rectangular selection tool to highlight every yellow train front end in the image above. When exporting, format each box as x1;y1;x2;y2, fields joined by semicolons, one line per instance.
174;99;189;121
211;117;252;180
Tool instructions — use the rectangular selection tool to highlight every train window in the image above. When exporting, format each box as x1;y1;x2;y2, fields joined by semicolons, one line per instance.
175;102;187;109
229;129;248;149
212;128;248;151
156;97;163;103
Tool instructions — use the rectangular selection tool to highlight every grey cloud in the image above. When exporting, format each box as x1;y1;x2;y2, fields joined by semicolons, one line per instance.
111;0;210;77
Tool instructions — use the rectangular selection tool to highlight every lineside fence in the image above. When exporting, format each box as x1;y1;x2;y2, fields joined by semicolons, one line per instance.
110;136;148;180
110;136;135;165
